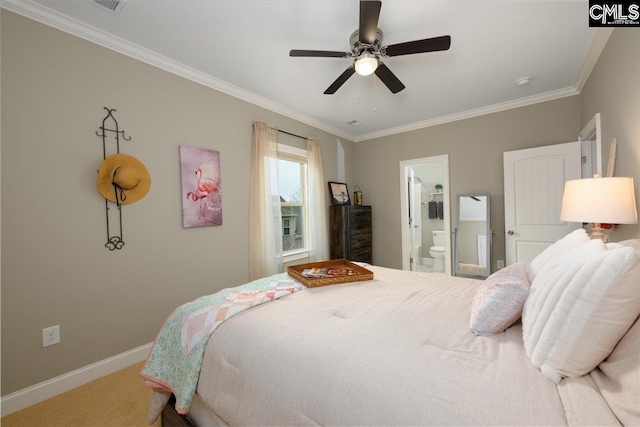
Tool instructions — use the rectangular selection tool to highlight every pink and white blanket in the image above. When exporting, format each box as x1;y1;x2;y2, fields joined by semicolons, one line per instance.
140;273;304;414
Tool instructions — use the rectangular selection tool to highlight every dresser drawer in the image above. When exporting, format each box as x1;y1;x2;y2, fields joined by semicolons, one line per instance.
350;247;372;263
350;233;371;249
330;205;372;264
349;210;371;232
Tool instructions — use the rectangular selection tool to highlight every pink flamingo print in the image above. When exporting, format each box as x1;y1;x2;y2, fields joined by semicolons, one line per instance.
186;163;219;218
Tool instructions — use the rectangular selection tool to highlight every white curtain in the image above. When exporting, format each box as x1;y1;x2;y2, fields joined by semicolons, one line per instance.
307;138;329;261
249;121;283;280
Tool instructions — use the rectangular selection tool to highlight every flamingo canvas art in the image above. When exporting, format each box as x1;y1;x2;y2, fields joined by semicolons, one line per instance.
180;145;222;228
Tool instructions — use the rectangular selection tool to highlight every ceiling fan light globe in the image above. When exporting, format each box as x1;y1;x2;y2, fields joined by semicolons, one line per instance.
355;56;379;76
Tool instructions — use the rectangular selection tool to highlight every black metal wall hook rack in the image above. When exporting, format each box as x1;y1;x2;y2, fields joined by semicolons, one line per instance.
96;107;131;159
95;107;131;251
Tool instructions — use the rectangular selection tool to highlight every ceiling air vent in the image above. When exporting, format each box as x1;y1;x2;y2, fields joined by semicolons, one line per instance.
86;0;127;16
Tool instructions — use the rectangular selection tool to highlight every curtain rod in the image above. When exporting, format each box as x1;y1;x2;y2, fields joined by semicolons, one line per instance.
278;129;307;140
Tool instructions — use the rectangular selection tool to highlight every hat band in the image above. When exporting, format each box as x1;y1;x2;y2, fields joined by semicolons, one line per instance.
112;167;127;204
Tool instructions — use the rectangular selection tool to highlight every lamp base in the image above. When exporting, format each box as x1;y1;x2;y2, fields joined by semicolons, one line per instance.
588;223;609;243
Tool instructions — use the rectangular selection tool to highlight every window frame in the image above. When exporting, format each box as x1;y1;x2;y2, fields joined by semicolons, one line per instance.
277;144;309;263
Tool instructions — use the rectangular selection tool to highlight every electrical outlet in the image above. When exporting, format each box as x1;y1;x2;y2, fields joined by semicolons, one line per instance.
42;325;60;347
497;260;505;269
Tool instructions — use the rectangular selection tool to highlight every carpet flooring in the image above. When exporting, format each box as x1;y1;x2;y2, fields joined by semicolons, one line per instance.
1;362;161;427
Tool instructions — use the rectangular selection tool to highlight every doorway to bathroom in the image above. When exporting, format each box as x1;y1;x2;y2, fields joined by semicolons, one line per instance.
399;155;451;275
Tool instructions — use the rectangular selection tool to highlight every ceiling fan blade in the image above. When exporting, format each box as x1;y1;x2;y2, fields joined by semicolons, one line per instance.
359;1;382;44
384;35;451;57
375;63;405;94
290;50;351;58
324;66;356;94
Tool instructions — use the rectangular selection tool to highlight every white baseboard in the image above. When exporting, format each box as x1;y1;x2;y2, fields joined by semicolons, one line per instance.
0;342;153;416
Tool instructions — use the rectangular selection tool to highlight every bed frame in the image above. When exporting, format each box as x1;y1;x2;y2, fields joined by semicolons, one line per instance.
161;395;194;427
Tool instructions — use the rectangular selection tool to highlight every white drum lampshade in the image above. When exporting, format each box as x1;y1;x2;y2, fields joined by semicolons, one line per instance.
560;177;638;240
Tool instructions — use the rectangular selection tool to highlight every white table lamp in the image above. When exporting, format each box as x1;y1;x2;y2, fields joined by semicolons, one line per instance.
560;176;638;241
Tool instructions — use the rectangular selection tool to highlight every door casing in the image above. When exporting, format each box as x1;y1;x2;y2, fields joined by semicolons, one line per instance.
399;155;451;274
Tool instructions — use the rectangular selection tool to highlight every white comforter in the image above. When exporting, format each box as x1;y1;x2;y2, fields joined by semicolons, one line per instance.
186;265;619;425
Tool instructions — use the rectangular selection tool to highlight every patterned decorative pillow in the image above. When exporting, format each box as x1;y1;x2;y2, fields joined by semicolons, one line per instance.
469;262;530;336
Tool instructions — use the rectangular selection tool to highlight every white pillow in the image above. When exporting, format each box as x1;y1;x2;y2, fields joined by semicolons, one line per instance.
523;239;606;344
469;262;530;336
591;315;640;427
607;239;640;262
522;240;640;383
527;228;590;282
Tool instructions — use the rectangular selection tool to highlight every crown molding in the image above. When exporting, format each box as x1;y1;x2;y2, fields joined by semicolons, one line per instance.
355;27;611;142
354;86;580;142
1;0;611;145
573;28;614;93
0;0;356;142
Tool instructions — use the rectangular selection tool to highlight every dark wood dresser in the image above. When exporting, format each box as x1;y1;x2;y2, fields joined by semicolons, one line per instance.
329;205;372;263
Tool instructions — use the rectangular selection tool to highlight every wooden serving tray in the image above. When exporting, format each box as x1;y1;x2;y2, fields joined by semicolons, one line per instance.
287;259;373;288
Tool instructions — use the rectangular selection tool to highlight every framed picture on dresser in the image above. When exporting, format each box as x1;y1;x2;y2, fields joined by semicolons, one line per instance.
328;181;350;205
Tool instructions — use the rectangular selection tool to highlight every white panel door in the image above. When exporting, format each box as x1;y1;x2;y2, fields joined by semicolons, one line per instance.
504;142;581;265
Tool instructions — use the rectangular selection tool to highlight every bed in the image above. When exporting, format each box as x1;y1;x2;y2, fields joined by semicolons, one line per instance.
144;243;640;426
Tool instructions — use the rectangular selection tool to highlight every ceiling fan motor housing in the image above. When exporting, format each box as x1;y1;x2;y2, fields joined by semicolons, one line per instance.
350;28;383;57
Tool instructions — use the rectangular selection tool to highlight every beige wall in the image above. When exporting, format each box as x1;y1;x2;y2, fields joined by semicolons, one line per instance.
354;96;581;270
580;29;640;240
0;11;355;394
2;12;638;398
354;29;639;270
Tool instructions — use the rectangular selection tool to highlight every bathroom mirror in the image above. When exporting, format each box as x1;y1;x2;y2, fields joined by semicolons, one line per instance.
454;194;491;278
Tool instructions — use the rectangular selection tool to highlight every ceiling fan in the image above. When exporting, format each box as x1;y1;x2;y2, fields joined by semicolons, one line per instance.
289;1;451;95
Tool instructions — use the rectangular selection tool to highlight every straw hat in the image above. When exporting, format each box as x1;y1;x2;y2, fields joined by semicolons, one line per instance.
97;154;151;205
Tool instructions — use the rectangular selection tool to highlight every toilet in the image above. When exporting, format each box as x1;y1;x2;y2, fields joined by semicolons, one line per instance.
429;230;445;273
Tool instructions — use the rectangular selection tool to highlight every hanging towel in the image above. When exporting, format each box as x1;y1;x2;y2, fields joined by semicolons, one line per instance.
437;201;444;220
428;201;438;219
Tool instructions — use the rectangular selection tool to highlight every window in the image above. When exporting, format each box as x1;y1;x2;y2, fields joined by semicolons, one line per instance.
277;144;307;258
